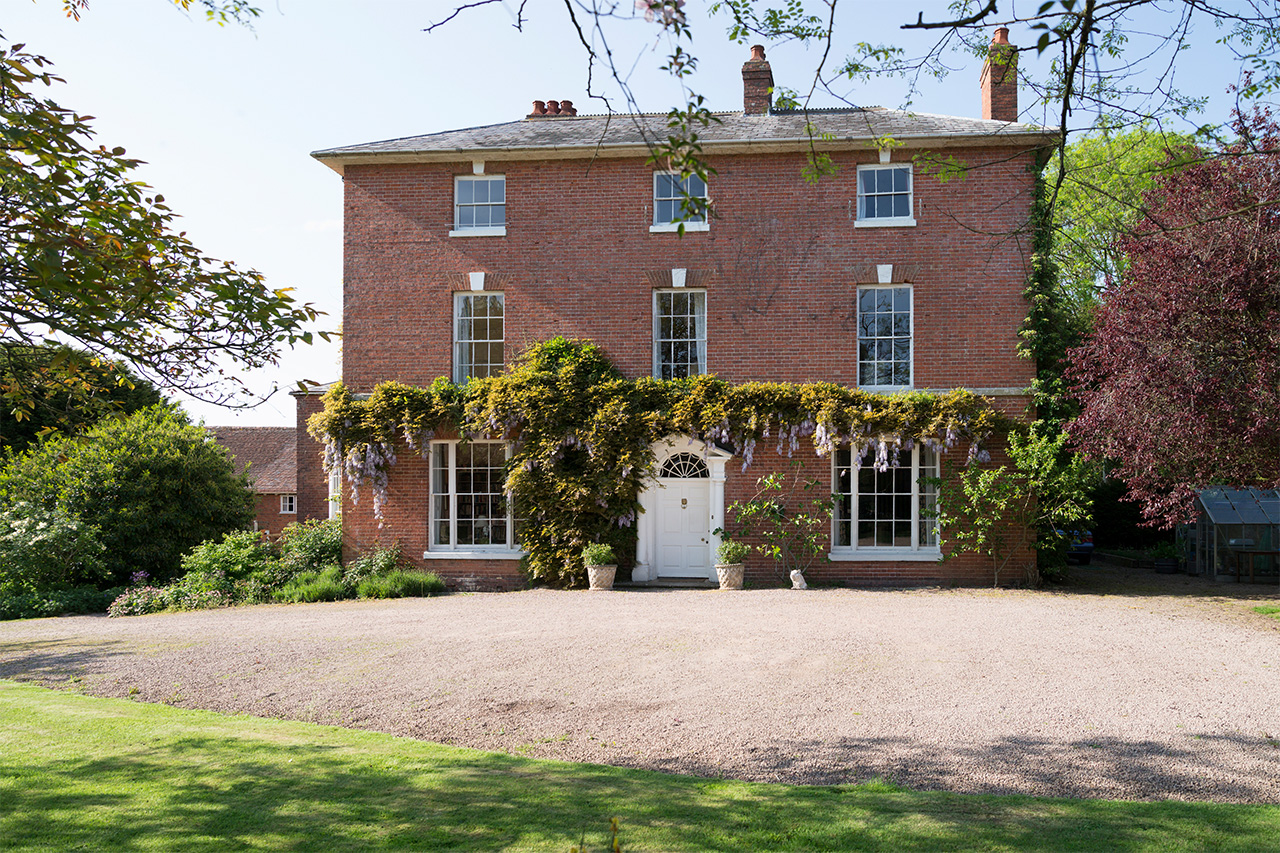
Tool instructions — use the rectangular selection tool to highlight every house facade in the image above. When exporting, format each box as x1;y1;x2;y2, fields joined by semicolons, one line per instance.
210;426;301;539
313;31;1054;589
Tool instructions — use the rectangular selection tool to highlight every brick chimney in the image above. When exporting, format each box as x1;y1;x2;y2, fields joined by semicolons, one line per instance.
980;27;1018;122
742;44;773;115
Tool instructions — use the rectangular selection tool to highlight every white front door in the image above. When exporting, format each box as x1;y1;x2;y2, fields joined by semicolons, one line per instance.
656;478;711;577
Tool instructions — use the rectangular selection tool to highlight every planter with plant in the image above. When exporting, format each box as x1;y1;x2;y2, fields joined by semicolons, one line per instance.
582;543;617;591
715;539;750;590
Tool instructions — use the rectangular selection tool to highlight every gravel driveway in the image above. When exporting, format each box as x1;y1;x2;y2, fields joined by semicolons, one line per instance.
2;564;1278;804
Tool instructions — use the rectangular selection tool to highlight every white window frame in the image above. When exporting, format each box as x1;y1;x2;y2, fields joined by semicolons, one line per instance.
327;470;341;519
280;494;297;514
830;445;940;562
450;175;507;237
425;440;522;559
653;289;707;379
650;172;710;232
453;292;505;383
857;284;914;391
854;164;917;228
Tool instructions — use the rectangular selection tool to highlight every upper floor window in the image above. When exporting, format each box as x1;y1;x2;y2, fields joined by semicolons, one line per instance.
430;440;517;551
857;285;911;389
453;292;504;383
452;175;506;236
855;165;915;227
832;444;939;559
652;172;710;232
654;290;706;380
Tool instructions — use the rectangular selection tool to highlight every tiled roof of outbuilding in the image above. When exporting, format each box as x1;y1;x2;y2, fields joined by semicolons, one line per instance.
313;108;1055;168
210;426;296;494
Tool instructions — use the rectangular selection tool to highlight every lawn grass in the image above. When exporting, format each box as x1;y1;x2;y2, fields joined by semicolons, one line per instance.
1253;604;1280;620
2;681;1277;852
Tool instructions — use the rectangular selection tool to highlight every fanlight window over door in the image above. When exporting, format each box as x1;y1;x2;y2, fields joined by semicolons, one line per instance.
660;453;709;479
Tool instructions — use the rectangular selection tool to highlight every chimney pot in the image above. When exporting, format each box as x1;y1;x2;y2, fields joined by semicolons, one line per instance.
547;99;560;115
980;28;1018;122
560;99;575;116
742;45;774;115
531;100;547;116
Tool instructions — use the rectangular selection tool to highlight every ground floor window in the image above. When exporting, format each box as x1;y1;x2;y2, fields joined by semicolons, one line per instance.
280;494;296;514
832;444;939;556
430;440;515;550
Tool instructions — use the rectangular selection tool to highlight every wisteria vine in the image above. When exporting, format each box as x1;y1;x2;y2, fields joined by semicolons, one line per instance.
310;337;1013;586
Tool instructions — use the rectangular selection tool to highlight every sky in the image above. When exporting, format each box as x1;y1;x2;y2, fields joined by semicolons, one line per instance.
4;1;1248;427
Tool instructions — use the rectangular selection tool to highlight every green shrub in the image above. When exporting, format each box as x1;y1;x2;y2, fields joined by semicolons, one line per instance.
342;543;403;588
273;566;352;604
0;405;255;586
357;570;446;599
716;539;751;565
165;568;234;611
0;502;107;595
233;577;274;605
279;518;342;575
0;586;121;621
181;529;279;586
107;585;172;618
581;543;616;566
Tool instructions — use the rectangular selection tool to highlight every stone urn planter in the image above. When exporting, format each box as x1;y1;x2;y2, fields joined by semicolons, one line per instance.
587;564;617;590
715;563;745;590
715;540;750;590
582;543;617;591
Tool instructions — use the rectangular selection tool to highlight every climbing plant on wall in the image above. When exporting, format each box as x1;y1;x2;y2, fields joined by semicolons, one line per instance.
310;338;1013;587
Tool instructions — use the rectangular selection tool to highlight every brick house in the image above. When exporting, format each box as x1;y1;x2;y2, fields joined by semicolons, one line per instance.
212;388;337;539
312;30;1055;589
210;426;300;538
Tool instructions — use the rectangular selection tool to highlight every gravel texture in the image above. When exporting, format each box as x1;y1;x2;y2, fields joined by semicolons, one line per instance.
2;563;1278;803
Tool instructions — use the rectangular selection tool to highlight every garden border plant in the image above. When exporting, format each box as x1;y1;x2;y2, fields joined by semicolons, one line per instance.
309;337;1014;588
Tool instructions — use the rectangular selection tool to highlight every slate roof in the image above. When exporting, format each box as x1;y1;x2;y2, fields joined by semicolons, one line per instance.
210;427;296;494
313;108;1056;169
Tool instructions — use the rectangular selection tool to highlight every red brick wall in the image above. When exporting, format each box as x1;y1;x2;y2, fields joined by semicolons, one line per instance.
252;492;296;540
337;145;1041;588
294;392;330;523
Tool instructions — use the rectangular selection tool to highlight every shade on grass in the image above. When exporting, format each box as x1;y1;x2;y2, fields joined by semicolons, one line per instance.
1;680;1277;851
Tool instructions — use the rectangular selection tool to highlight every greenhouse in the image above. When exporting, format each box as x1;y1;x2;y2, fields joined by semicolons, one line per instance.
1183;488;1280;584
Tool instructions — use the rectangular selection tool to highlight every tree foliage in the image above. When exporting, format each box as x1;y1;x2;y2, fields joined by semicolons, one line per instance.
1067;109;1280;527
720;464;833;580
0;39;323;410
0;344;162;452
0;405;256;585
929;430;1097;587
58;0;260;26
1048;126;1201;315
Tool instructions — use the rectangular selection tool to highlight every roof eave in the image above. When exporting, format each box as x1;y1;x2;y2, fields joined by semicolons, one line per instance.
311;129;1059;175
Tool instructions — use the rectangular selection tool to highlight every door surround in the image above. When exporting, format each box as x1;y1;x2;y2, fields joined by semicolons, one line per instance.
634;435;732;582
